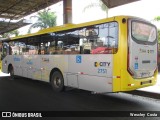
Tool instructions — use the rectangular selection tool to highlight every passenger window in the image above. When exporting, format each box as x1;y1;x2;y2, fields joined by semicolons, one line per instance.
80;22;118;54
54;30;80;54
64;30;80;54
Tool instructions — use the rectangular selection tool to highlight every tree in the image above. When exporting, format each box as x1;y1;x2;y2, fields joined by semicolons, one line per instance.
154;16;160;21
2;30;19;38
83;0;108;17
28;9;57;33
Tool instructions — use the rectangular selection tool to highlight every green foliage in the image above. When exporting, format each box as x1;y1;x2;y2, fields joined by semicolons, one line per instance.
154;16;160;21
28;9;57;33
2;30;19;38
83;0;108;17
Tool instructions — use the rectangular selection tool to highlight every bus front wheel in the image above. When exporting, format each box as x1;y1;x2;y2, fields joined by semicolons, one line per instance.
51;71;64;92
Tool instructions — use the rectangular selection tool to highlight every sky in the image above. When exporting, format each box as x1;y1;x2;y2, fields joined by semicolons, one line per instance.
18;0;160;35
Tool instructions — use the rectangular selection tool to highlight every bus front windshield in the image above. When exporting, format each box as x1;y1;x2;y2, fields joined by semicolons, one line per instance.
132;21;157;43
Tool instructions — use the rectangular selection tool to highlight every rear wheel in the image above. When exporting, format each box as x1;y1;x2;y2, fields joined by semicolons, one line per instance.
51;71;64;92
9;65;14;80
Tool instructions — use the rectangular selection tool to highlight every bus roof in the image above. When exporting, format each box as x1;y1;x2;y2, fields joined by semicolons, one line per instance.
10;15;135;40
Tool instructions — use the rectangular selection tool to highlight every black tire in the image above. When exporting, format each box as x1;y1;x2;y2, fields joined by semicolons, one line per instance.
51;71;64;92
9;66;14;80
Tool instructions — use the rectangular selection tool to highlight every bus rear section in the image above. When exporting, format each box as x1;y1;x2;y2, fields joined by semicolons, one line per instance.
119;18;158;92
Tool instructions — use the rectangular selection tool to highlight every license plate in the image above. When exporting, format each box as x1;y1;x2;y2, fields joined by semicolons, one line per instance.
141;80;152;85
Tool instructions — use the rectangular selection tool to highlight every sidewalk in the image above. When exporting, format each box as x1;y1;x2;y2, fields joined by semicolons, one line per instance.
0;72;10;77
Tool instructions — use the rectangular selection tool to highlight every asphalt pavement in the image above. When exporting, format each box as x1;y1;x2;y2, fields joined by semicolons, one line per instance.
0;72;160;111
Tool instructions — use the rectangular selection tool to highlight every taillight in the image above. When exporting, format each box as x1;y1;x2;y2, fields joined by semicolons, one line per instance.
127;20;134;77
127;46;134;76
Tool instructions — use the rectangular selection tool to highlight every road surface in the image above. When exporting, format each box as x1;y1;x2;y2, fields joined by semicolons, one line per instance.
0;75;160;119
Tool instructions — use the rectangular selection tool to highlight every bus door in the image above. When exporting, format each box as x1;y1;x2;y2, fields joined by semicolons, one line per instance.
26;55;41;80
13;55;22;76
41;55;50;81
67;55;80;88
128;19;157;79
27;55;34;79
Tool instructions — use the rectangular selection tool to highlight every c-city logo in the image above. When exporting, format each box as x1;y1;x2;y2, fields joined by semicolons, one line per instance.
94;62;110;67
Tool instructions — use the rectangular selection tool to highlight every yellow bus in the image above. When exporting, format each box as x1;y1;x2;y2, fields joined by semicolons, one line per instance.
0;16;158;93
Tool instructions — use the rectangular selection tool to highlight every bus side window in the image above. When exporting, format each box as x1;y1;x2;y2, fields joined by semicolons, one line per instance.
56;30;80;55
49;41;56;54
1;42;9;59
90;22;118;54
84;49;90;54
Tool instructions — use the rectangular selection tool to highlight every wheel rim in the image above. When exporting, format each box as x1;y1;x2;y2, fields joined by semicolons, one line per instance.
53;76;61;88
